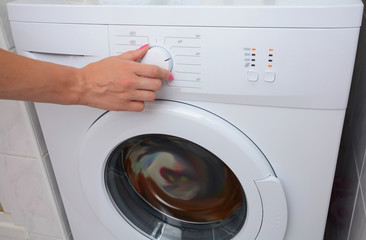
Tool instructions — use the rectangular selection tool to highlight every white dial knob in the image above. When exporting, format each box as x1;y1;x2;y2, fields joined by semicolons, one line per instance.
140;46;173;71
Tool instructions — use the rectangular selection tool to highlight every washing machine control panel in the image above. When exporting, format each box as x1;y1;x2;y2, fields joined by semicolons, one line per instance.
243;47;276;83
108;25;357;109
109;26;203;89
11;21;356;110
110;26;281;90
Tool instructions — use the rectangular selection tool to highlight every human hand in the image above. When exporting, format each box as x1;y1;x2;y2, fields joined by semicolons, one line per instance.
77;45;172;111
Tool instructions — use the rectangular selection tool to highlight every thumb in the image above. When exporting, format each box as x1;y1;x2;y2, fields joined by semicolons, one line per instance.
120;44;149;61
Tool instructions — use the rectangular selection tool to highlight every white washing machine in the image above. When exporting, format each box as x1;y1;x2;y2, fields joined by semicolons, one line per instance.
7;0;363;240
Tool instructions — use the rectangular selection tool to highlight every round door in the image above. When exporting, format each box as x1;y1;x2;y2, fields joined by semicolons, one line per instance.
78;100;287;240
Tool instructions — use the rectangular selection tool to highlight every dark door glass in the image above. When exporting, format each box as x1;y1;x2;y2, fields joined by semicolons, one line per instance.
105;134;246;240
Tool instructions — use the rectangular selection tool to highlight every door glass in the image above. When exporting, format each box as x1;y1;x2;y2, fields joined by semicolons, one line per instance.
105;134;246;240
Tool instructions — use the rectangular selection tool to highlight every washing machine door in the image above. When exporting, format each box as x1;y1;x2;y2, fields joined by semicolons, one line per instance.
79;100;287;240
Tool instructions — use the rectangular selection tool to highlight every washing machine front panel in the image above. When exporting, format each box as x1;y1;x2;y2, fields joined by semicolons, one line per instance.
79;100;287;240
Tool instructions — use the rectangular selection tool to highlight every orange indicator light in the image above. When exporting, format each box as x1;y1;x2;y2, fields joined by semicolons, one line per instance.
269;49;274;51
252;48;256;51
268;65;273;68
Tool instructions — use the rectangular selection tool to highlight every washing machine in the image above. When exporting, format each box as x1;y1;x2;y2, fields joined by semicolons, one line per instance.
7;0;363;239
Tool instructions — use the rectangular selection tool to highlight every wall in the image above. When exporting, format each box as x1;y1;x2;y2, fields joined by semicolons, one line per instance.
0;102;71;240
324;0;366;239
0;0;13;50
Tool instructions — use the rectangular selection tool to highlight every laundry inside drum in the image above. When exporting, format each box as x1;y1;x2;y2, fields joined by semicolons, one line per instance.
122;134;245;223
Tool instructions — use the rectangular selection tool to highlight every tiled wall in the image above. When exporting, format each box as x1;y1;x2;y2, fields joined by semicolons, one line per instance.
324;1;366;239
0;0;13;50
0;100;72;240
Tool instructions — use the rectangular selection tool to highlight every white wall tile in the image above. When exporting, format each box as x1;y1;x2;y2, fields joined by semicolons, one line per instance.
0;221;29;240
0;155;62;238
30;233;61;240
0;236;28;240
0;158;27;227
0;0;15;49
0;100;37;158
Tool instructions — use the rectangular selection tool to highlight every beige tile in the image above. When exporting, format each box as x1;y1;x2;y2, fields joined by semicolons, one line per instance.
0;100;37;158
30;233;61;240
0;155;62;238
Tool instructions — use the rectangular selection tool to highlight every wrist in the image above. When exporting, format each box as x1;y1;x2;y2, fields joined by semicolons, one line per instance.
69;67;86;106
55;66;86;106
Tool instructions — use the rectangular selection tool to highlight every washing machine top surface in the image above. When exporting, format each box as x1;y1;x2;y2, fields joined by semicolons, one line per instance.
10;0;363;6
8;0;363;28
99;0;362;6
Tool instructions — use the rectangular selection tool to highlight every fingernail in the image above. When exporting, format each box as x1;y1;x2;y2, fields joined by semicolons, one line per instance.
168;74;174;81
139;44;149;49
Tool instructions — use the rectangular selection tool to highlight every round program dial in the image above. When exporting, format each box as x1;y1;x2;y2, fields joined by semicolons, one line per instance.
140;46;173;72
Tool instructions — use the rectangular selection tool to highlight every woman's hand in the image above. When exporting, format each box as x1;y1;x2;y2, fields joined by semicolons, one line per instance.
77;45;173;111
0;45;172;111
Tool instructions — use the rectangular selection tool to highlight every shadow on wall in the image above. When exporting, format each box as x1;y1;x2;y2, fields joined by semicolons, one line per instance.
324;3;366;240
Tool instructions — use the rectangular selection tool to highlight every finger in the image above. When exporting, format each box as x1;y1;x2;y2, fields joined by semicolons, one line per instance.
119;44;149;61
128;89;157;102
126;101;145;112
135;63;171;81
134;77;162;91
108;100;145;112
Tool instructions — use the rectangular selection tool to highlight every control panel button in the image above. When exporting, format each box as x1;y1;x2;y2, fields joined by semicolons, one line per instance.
140;46;173;71
264;70;276;82
247;70;259;82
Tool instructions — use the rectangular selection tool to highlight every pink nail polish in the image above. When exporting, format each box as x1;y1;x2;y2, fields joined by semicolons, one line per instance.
168;74;174;81
139;44;149;49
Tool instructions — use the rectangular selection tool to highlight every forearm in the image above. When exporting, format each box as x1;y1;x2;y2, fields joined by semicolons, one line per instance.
0;48;81;105
0;45;172;111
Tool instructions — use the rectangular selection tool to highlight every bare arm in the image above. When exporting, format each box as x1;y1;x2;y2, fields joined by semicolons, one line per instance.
0;45;172;111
